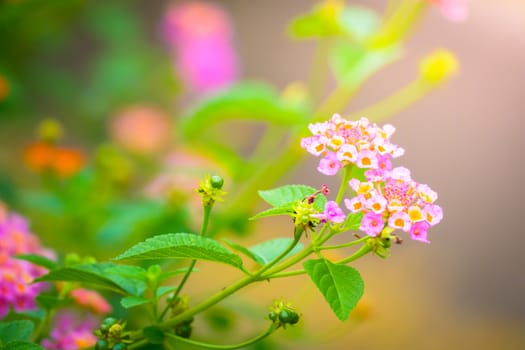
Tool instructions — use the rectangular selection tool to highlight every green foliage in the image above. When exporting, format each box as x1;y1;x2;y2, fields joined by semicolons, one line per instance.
331;42;402;87
181;83;308;138
224;238;304;265
14;254;57;270
1;341;44;350
338;6;380;42
36;263;147;296
249;206;294;220
258;185;326;211
0;321;34;344
303;259;364;321
142;326;165;345
114;233;243;269
120;296;152;309
341;212;364;232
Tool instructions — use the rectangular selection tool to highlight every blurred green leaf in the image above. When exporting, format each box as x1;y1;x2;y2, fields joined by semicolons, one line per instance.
156;286;177;298
15;254;57;270
120;296;152;309
248;238;304;265
143;326;165;345
35;263;147;296
338;6;380;41
249;206;294;220
331;42;401;87
0;320;34;344
1;341;43;350
304;258;364;321
114;233;244;269
181;82;308;138
341;212;363;232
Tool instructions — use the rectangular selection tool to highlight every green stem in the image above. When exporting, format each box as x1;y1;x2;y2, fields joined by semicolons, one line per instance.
347;79;432;123
269;269;306;279
158;204;212;321
165;324;277;350
335;242;372;265
335;165;353;204
317;236;369;251
307;38;333;106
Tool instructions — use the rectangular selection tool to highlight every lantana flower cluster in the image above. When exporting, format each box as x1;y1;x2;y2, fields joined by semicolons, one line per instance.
301;114;404;176
0;203;54;317
302;114;443;243
41;311;98;350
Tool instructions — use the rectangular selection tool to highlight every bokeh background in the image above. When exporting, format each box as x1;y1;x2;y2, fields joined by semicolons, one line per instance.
1;0;525;349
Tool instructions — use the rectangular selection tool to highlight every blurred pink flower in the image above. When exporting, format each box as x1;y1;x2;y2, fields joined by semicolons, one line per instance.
69;288;112;315
160;1;239;92
0;203;54;318
41;311;98;350
109;105;172;155
429;0;468;22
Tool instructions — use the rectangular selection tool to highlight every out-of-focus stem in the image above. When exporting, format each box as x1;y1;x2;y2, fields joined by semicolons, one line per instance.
307;38;333;106
347;78;433;123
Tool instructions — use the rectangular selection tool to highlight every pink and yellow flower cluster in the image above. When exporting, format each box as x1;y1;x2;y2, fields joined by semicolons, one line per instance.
301;114;404;176
0;203;54;317
302;115;442;243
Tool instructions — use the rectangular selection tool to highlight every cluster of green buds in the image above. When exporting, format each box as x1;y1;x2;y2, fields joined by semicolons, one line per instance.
290;185;328;237
268;300;300;329
94;317;130;350
170;296;194;338
366;228;403;259
196;175;226;207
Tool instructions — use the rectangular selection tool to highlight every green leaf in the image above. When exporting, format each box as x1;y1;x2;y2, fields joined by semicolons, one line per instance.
180;82;307;138
331;42;401;87
258;185;326;211
338;6;379;42
249;238;304;265
249;206;294;220
0;320;34;343
156;286;177;298
143;326;164;344
35;263;147;296
342;212;363;231
157;268;197;284
114;233;243;269
120;296;152;309
303;259;364;321
288;11;342;39
2;341;44;350
14;254;57;270
35;293;68;310
225;238;303;266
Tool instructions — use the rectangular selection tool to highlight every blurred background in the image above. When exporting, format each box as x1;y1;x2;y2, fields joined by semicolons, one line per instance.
1;0;525;349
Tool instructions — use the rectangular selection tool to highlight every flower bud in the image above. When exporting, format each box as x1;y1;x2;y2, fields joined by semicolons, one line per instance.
419;49;459;85
210;175;224;189
37;118;63;143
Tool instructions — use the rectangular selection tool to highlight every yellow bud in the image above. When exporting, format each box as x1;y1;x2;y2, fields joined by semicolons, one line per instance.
319;0;345;21
419;49;459;84
37;118;63;143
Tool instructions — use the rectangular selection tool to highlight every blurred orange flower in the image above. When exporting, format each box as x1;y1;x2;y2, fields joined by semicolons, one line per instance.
69;288;112;315
109;105;172;155
23;142;85;178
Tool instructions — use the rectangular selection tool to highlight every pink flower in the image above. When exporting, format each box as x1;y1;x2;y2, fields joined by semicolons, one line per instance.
109;105;171;155
314;201;346;224
360;212;384;237
317;152;342;176
0;204;54;318
41;311;98;350
429;0;468;22
160;1;239;92
69;288;112;315
301;115;403;176
410;221;431;243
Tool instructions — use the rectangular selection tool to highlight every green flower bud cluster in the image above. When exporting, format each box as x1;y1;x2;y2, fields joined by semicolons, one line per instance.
196;175;226;207
170;296;194;338
268;299;300;329
291;199;320;237
94;317;130;350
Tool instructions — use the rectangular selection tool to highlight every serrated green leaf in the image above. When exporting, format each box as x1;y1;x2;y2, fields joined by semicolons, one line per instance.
2;341;43;350
143;326;164;344
114;233;243;269
0;321;34;343
120;296;152;309
342;212;363;231
35;263;147;296
303;259;364;321
156;286;177;298
14;254;57;270
258;185;324;208
225;238;304;266
249;206;294;220
331;42;401;87
249;238;304;265
181;82;307;138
